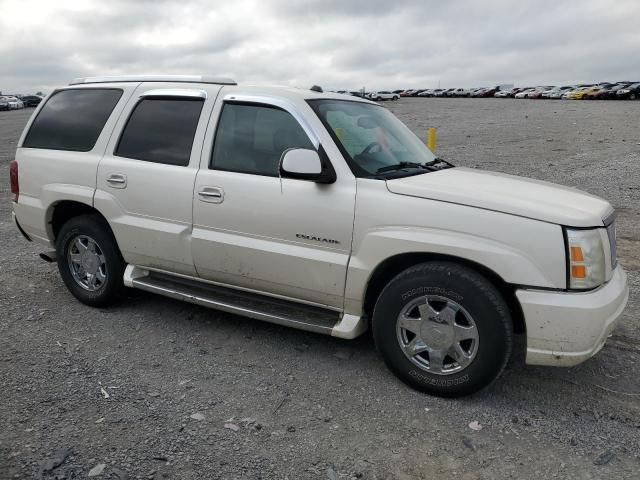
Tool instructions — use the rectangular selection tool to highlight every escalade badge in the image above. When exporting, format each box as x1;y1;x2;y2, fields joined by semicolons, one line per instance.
296;233;340;245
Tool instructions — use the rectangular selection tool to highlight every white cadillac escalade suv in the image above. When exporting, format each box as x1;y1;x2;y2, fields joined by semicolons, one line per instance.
10;75;628;397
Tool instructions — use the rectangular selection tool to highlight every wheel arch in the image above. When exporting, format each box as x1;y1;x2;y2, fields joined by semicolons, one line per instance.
48;200;116;244
362;252;526;334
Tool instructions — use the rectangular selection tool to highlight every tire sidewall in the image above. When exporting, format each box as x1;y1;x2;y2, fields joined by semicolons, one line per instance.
372;264;512;396
56;216;124;306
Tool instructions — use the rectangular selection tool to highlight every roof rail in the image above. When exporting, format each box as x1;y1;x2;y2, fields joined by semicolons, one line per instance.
69;75;237;86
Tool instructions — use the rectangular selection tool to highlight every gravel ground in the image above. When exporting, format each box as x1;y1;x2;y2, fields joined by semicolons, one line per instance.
1;99;639;480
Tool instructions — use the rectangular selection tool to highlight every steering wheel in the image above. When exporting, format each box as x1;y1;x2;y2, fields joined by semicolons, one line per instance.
362;141;383;155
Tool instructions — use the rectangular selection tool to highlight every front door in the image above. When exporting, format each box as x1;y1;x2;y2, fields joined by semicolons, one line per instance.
192;97;356;309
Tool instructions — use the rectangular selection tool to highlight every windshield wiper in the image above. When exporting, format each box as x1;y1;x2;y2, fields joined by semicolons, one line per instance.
375;162;426;174
424;157;454;169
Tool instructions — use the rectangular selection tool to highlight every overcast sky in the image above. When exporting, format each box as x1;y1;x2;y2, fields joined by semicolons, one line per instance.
1;0;639;94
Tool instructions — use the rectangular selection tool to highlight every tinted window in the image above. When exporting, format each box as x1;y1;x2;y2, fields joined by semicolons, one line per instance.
23;89;122;151
115;98;203;166
211;103;314;176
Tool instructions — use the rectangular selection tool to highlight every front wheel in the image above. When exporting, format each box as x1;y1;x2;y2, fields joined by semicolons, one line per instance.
56;214;125;307
372;262;512;397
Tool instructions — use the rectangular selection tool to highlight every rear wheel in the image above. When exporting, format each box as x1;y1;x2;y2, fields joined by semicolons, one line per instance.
56;214;125;307
372;262;512;397
631;93;637;100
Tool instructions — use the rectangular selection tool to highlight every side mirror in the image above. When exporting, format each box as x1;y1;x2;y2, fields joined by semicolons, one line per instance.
280;148;336;184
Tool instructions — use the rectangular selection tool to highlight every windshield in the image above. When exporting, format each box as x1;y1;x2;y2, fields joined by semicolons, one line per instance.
308;99;437;177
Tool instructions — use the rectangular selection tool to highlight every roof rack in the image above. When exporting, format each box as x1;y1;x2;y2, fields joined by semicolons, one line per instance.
69;75;237;86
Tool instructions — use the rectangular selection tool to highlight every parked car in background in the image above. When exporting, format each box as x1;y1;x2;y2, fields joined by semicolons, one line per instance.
584;86;610;100
527;87;547;99
547;86;574;99
0;97;9;111
597;84;629;99
479;87;500;97
368;91;400;101
417;89;435;97
515;88;534;99
5;96;24;109
21;95;44;107
566;86;598;100
449;87;470;97
494;88;517;98
616;83;640;100
400;89;417;97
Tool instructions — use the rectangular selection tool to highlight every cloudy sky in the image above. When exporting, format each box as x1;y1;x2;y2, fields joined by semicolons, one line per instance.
1;0;639;94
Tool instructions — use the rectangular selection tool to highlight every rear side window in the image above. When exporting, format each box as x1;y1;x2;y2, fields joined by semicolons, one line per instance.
211;103;314;176
23;89;123;151
115;98;203;166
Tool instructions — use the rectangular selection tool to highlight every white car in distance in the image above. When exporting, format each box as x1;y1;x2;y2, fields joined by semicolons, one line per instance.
6;96;24;109
368;91;399;101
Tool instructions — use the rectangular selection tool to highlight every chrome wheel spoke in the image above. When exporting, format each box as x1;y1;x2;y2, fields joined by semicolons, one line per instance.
453;322;478;342
87;239;98;253
404;337;429;357
398;314;422;335
428;349;446;372
451;343;473;368
75;237;88;252
70;253;82;265
418;302;438;320
438;303;459;325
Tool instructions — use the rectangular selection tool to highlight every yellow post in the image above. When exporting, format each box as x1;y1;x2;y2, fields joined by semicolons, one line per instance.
427;127;437;153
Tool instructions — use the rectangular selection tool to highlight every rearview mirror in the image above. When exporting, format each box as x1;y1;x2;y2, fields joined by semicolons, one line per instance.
280;148;336;184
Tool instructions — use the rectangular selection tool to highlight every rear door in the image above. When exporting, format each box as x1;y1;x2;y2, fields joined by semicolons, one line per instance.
95;83;220;275
191;93;356;309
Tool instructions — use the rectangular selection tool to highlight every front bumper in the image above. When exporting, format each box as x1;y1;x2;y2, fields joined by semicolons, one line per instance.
517;266;628;367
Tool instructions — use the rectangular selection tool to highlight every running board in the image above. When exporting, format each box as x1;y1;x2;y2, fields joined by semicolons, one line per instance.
123;265;366;339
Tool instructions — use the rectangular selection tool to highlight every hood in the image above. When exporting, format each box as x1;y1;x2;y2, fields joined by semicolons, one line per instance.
386;167;613;227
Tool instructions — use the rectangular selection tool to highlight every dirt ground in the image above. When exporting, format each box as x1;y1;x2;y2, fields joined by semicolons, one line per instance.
1;98;639;480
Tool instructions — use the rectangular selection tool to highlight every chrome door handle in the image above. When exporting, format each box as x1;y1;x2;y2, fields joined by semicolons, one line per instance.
198;187;224;203
106;174;127;188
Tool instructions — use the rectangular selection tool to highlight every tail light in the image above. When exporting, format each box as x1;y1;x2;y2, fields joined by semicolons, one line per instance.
10;160;19;202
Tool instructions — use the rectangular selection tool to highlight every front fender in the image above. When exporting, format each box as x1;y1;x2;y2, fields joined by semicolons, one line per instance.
344;180;566;316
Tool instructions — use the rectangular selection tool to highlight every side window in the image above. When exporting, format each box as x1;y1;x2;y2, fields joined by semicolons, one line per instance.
211;103;314;176
23;89;123;151
115;98;204;166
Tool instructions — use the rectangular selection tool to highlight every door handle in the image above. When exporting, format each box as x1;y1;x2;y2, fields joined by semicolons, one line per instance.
106;174;127;188
198;186;224;203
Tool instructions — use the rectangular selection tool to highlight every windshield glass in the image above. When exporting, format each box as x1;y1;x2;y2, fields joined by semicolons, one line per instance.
308;99;436;177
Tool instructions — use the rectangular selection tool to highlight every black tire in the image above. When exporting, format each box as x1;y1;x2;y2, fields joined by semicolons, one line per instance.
372;262;512;397
56;214;125;307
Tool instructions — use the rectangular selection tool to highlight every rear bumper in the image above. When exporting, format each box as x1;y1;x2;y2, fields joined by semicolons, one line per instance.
517;266;628;367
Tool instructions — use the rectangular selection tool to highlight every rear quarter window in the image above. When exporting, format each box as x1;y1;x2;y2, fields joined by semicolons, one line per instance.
22;89;123;152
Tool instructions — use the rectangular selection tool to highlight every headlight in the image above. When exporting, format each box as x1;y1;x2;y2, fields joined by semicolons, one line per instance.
565;228;606;289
